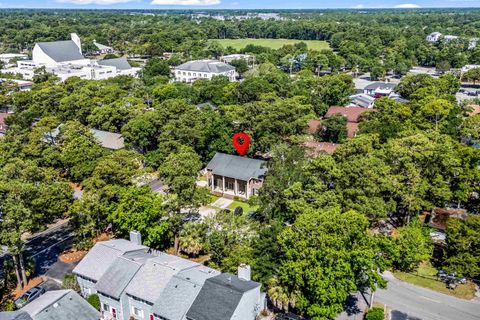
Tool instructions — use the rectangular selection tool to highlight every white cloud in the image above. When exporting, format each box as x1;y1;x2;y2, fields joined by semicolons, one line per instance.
151;0;220;5
56;0;135;5
394;3;420;8
353;4;365;8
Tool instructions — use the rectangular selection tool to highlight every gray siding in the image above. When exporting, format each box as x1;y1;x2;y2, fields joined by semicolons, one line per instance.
127;295;155;320
232;287;263;320
77;276;97;298
99;293;122;319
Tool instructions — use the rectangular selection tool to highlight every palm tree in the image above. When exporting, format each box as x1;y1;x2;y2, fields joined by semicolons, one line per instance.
179;222;205;257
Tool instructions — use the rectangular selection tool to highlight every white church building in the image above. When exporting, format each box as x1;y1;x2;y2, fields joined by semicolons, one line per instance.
2;33;139;82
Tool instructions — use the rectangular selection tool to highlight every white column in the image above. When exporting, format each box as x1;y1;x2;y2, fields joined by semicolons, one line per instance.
222;176;225;192
210;174;214;191
234;179;238;195
245;179;249;199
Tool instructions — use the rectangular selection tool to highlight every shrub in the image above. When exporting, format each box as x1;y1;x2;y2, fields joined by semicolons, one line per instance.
62;273;80;291
366;307;384;320
87;294;100;310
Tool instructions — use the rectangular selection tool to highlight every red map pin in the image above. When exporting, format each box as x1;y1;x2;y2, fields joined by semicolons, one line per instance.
232;132;250;156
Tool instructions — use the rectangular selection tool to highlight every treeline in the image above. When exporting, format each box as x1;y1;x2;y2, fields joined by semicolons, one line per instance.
1;9;480;72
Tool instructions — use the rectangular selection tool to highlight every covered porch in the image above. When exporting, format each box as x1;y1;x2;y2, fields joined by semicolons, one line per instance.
210;174;249;199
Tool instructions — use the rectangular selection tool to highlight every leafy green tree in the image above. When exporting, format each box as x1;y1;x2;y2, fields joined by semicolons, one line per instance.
108;186;171;249
277;208;385;319
310;73;354;115
158;145;208;253
58;121;105;181
444;216;480;277
394;220;433;272
316;113;347;143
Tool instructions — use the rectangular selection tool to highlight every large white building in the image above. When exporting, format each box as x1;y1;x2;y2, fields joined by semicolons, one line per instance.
174;59;236;83
426;32;442;42
1;33;140;82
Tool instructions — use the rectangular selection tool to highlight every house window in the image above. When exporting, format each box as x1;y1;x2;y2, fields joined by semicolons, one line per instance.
188;72;191;76
183;71;186;75
193;73;196;77
132;306;144;318
102;302;110;312
203;74;207;78
112;307;117;319
227;181;234;190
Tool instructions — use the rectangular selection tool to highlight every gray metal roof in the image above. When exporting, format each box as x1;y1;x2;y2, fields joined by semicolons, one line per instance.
185;273;260;320
93;42;113;51
91;129;125;150
96;256;142;299
125;254;198;303
350;94;375;108
364;82;396;91
206;153;267;181
21;290;99;320
175;60;235;73
98;57;132;70
36;41;84;63
73;239;146;281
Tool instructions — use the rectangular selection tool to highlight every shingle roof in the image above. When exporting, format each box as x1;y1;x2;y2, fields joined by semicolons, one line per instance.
73;239;146;281
98;57;132;70
91;129;125;150
186;273;260;320
21;290;99;320
0;311;33;320
96;256;142;299
206;153;267;181
36;41;84;63
152;277;202;320
175;60;235;73
125;253;199;303
324;106;370;123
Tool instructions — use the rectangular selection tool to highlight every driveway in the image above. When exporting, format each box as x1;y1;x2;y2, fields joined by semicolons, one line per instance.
211;197;233;209
0;221;74;279
376;272;480;320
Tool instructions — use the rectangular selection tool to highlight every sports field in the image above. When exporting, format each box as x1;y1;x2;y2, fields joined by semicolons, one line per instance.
212;38;331;51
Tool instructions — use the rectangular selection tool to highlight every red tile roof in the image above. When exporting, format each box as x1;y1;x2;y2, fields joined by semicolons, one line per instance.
306;119;322;135
467;105;480;116
303;140;337;155
324;106;370;123
346;122;359;138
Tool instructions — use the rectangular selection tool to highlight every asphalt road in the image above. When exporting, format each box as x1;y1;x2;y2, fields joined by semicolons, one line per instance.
0;221;73;279
376;272;480;320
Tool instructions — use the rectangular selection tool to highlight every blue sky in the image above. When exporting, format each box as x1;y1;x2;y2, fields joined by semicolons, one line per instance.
0;0;478;9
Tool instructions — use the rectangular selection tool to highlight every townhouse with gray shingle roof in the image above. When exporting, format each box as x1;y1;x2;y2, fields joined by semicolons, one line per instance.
74;233;265;320
0;290;99;320
174;59;237;83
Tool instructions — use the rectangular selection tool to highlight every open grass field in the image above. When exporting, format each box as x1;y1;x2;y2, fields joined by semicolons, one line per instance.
212;38;331;51
393;262;476;300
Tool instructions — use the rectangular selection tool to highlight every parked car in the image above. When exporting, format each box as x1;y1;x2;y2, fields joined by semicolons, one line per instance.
14;286;45;308
276;312;308;320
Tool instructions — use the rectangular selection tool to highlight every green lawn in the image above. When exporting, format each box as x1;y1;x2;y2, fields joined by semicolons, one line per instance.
227;200;257;213
211;38;331;51
393;262;476;300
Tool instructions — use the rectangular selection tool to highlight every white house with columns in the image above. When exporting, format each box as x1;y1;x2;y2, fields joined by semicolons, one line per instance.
205;152;267;200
